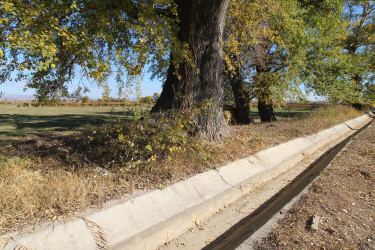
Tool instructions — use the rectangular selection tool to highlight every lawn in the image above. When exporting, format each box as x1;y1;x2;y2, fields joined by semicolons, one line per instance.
0;104;146;140
0;103;313;140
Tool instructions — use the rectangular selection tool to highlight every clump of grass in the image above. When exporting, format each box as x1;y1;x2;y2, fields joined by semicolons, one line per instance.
306;105;362;125
295;105;363;134
206;105;364;166
0;111;209;234
0;156;114;234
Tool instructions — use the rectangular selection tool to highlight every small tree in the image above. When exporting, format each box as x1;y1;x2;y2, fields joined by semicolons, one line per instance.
139;96;153;104
81;96;90;104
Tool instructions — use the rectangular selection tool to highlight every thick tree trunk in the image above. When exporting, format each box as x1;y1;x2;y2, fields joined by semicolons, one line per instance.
229;66;254;124
258;99;277;122
254;67;277;123
151;60;178;111
152;0;230;140
351;73;364;110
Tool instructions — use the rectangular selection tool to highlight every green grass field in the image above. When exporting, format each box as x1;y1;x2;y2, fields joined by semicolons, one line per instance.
249;107;312;120
0;104;147;140
0;104;314;140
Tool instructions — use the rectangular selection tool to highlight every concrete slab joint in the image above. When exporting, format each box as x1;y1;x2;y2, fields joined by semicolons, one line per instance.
1;114;373;250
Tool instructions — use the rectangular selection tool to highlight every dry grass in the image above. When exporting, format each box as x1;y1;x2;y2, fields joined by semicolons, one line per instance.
0;105;365;234
207;105;363;167
0;156;112;233
254;109;375;249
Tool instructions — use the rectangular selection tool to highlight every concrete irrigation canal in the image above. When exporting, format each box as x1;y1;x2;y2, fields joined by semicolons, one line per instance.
202;116;374;250
1;113;374;250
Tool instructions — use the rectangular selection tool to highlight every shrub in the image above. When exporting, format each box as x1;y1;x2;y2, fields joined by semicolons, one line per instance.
78;111;196;171
138;96;154;104
81;96;90;104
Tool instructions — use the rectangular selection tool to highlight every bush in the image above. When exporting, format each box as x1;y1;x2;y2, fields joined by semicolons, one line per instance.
78;111;195;170
81;96;90;104
138;96;154;104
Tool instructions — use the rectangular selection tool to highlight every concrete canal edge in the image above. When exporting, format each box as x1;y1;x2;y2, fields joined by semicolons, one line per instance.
1;114;373;250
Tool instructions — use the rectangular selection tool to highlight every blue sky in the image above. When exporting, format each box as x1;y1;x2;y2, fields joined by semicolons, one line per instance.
1;74;324;101
0;72;163;100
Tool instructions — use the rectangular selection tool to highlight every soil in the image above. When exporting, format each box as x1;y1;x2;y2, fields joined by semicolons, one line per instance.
254;122;375;249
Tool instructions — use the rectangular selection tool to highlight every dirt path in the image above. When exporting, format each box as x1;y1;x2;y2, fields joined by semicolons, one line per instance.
254;122;375;249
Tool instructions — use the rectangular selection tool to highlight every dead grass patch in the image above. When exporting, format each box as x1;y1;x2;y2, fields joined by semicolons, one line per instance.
0;105;365;234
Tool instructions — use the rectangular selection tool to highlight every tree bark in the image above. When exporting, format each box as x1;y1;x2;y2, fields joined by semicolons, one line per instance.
351;73;364;110
254;67;277;122
254;66;277;123
258;99;277;122
152;0;230;140
151;60;178;111
229;65;254;124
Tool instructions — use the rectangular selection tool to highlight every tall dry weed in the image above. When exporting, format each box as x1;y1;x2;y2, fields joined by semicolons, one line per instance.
0;157;110;233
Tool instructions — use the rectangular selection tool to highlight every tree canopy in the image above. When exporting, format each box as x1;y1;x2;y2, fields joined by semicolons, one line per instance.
0;0;180;101
222;0;355;121
1;0;374;138
342;0;375;104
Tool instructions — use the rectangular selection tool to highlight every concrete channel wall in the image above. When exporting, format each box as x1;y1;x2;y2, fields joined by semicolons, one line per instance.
1;114;373;250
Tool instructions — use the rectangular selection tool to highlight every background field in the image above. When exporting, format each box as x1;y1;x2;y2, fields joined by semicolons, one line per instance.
0;104;149;140
0;104;315;140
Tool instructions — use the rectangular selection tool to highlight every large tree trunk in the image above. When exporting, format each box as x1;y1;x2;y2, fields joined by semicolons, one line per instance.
254;67;277;123
151;60;178;111
351;73;364;110
258;99;277;122
229;65;254;124
152;0;230;140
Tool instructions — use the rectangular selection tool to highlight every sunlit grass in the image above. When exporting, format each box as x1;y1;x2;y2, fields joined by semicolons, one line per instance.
0;104;148;140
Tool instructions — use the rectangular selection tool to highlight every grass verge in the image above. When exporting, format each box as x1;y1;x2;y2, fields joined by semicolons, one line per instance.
0;105;365;234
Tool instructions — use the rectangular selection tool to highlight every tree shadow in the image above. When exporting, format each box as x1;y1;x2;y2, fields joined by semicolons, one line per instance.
0;112;137;168
0;112;135;139
274;108;313;119
249;108;312;121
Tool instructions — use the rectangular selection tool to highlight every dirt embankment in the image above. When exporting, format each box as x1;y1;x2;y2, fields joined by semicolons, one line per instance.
255;122;375;249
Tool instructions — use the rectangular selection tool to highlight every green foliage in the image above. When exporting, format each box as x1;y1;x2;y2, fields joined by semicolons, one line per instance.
364;82;375;102
98;96;129;103
0;0;182;101
138;96;154;103
224;0;310;103
342;0;375;104
2;0;373;119
301;0;375;104
80;111;196;170
224;0;370;105
81;96;90;104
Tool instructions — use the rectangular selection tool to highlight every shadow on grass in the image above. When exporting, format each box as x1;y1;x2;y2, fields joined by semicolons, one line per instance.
249;108;312;120
0;112;139;167
0;112;136;138
95;110;140;117
274;109;313;119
